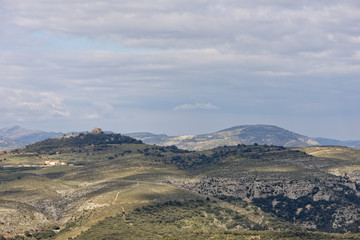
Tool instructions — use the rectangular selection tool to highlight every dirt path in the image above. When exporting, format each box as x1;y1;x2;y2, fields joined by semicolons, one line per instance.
112;182;140;205
112;191;122;205
111;181;140;221
112;191;126;220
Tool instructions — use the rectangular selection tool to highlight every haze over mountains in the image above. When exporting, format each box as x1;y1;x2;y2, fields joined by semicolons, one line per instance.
126;125;320;150
0;126;63;151
0;124;359;151
127;125;360;150
313;137;360;149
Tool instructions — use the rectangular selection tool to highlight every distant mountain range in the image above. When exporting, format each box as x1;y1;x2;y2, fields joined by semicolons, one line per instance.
0;126;63;151
313;137;360;148
0;124;359;151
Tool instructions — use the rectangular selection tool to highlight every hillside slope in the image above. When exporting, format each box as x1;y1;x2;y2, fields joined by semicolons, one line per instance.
127;125;319;150
1;133;360;239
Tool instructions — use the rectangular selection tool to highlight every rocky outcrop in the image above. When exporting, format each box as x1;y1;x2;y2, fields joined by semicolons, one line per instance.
169;174;360;233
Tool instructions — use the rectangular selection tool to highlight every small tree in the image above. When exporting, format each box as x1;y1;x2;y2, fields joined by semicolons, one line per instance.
24;230;32;237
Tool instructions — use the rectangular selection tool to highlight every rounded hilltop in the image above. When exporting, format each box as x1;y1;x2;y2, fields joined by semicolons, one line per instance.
23;128;142;153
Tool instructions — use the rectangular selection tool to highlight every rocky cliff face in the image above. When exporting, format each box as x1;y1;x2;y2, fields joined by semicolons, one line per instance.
170;175;360;232
165;145;360;233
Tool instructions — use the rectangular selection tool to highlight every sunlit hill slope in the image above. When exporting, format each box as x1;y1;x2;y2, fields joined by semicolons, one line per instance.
1;131;360;239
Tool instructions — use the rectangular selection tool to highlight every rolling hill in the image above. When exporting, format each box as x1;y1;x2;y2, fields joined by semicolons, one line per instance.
126;124;320;150
2;131;360;239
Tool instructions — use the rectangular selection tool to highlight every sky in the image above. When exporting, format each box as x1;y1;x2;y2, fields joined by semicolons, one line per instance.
0;0;359;140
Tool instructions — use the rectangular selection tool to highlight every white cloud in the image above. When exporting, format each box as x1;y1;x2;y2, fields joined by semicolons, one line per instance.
0;0;359;138
0;87;69;120
84;113;100;119
1;0;358;54
174;103;219;111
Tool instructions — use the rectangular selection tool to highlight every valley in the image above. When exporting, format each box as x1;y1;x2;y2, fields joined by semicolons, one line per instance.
1;132;360;239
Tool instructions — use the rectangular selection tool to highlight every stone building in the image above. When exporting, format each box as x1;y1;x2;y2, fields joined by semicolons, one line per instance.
91;128;103;134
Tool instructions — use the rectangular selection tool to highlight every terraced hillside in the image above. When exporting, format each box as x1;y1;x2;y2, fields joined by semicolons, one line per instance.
1;132;360;239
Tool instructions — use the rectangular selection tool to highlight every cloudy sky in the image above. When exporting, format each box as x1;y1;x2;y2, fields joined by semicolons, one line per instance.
0;0;359;139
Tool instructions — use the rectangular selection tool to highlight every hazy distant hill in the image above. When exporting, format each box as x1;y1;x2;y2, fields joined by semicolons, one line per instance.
126;125;320;150
313;137;360;148
0;135;20;151
0;125;63;150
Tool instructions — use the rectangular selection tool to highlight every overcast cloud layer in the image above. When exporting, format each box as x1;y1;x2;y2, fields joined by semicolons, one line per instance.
0;0;359;139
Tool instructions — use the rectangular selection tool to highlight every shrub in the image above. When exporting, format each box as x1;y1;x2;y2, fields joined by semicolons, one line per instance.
33;229;56;240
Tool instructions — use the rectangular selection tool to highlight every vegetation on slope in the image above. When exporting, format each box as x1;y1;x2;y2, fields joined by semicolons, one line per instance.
75;198;360;240
1;134;360;239
23;132;142;154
